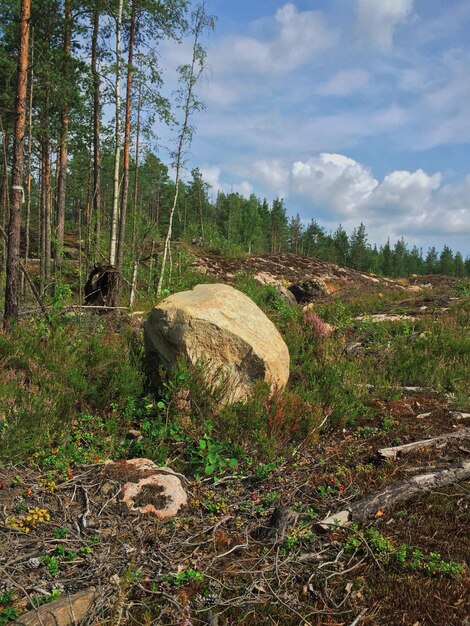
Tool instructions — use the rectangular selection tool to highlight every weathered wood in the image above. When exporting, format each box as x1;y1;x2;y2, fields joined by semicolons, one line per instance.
378;427;470;460
253;506;294;544
14;587;96;626
452;411;470;421
318;460;470;530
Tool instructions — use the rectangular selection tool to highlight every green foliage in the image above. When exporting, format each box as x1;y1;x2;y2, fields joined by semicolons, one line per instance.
454;280;470;296
281;521;316;553
0;319;144;465
344;525;465;577
53;527;68;539
0;607;19;626
31;589;61;610
193;432;238;477
42;555;60;577
0;589;18;626
160;568;204;586
0;591;13;607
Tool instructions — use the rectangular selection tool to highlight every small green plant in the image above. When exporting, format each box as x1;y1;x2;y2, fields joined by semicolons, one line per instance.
281;521;316;553
123;567;143;583
201;492;229;515
263;490;281;506
31;589;61;609
0;589;19;624
255;460;283;481
192;431;238;478
42;555;59;577
53;527;68;539
344;525;465;577
0;607;19;626
380;415;399;431
160;568;204;586
454;280;470;296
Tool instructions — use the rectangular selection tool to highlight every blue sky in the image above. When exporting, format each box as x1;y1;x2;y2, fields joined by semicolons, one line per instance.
159;1;470;255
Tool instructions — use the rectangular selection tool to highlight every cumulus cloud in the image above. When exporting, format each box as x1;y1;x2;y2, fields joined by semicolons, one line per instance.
368;169;442;215
291;154;378;213
235;152;470;241
318;69;370;96
213;3;338;74
251;159;290;197
199;164;253;199
356;0;414;51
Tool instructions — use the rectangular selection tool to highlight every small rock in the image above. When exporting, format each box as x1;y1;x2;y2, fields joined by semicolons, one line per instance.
104;459;187;519
100;480;119;497
288;277;330;303
127;429;143;441
343;341;363;355
28;557;41;569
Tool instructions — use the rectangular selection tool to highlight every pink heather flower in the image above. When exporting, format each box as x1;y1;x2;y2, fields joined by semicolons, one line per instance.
176;389;191;411
303;312;331;338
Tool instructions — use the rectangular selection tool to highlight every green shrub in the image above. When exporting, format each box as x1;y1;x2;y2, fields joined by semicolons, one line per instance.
0;318;144;465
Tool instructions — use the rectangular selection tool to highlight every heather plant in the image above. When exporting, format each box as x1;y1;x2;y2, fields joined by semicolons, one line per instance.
0;318;144;465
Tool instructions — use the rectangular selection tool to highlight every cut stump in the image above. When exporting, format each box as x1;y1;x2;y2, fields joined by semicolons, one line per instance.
13;587;96;626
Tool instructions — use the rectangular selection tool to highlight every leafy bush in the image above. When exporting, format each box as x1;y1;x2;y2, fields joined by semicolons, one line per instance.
0;318;144;465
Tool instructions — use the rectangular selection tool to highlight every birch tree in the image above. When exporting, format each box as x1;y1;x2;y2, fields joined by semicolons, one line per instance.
55;0;72;272
109;0;124;267
157;3;215;297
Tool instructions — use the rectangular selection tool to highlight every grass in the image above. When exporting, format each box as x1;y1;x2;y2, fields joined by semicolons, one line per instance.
0;315;144;466
1;269;469;474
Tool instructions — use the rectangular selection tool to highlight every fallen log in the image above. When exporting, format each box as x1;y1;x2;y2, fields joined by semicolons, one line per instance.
318;460;470;531
452;411;470;421
13;587;96;626
378;427;470;460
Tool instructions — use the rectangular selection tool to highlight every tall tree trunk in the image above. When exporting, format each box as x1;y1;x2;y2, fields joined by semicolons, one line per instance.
91;7;101;263
55;0;71;273
109;0;124;267
116;0;137;278
157;4;211;297
43;131;51;287
198;186;204;242
22;25;34;298
0;123;9;282
131;75;142;254
4;0;31;327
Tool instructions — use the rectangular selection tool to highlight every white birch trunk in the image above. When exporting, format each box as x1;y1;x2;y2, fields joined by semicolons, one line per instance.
109;0;124;266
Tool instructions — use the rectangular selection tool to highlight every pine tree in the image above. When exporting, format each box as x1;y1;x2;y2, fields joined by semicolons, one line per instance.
4;0;30;326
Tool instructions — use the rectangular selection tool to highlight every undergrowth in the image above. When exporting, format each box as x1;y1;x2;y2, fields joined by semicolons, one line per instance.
1;270;469;480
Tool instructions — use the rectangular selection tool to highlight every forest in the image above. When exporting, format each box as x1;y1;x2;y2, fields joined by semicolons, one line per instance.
1;0;470;326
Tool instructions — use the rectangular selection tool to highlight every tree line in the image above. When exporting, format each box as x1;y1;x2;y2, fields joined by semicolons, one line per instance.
1;1;468;325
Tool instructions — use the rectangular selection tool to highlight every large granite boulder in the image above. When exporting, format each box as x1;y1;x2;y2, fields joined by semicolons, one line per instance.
144;283;290;404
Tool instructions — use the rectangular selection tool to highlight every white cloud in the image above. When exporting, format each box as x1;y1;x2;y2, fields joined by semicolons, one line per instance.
233;181;254;198
356;0;414;51
199;164;253;198
318;69;370;96
251;159;290;197
212;3;338;74
291;153;378;213
369;169;442;215
235;152;470;241
199;165;223;193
